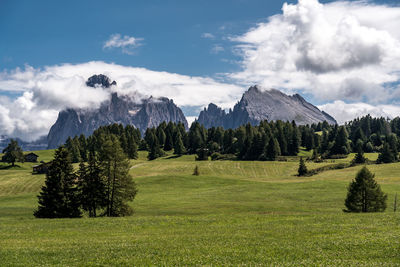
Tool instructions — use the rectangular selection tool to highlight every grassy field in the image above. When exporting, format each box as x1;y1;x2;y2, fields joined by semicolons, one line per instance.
1;150;400;266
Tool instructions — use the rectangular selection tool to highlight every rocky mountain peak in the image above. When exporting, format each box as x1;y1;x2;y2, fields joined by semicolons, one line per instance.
86;74;117;88
197;86;337;129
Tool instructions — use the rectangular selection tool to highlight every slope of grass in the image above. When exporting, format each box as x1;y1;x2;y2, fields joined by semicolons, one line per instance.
1;150;400;266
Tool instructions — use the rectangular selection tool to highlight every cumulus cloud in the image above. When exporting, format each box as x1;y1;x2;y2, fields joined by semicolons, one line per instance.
0;61;242;141
103;34;143;55
229;0;400;104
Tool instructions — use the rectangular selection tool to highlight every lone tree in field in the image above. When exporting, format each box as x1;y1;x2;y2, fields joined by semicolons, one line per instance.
298;157;308;176
344;166;387;212
34;146;81;218
193;165;200;176
2;139;24;167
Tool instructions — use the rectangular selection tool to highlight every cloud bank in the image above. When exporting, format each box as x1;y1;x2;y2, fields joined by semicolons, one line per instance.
0;62;242;141
230;0;400;120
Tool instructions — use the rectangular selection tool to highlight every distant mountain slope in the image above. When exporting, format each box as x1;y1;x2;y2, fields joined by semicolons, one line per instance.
47;74;188;149
197;85;336;128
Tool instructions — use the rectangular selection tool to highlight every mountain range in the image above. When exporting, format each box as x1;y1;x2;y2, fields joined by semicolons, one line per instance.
0;75;337;151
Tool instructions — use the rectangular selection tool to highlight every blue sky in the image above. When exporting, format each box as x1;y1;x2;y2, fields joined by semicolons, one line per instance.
2;0;400;140
0;0;339;76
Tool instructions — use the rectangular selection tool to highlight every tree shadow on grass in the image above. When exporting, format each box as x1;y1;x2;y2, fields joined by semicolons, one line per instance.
0;164;22;170
164;155;181;159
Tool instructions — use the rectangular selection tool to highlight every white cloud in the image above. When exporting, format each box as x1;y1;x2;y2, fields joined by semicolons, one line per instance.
229;0;400;103
202;33;215;39
0;61;242;141
211;44;224;54
319;101;400;125
103;34;143;55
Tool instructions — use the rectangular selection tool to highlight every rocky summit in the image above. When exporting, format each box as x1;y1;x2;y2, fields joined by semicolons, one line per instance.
197;85;336;129
47;75;188;149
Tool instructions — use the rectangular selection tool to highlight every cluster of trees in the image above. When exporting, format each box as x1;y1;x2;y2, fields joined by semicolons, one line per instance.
1;139;24;166
65;124;141;163
35;134;137;218
144;120;307;161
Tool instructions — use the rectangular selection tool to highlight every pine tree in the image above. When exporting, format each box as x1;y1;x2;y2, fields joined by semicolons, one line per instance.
99;135;138;217
173;132;186;155
77;152;106;217
298;157;308;176
265;137;281;161
377;142;396;164
330;126;350;156
34;147;81;218
1;139;24;166
352;142;367;164
344;166;387;212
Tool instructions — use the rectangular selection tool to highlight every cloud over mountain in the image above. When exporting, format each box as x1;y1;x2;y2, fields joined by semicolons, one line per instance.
0;61;242;141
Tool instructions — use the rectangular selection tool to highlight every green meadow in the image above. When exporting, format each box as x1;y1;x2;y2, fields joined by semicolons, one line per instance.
1;150;400;266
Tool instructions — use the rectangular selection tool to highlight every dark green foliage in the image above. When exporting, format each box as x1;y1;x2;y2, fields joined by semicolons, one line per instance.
193;165;199;176
34;147;81;218
77;153;106;217
147;133;165;160
377;142;397;164
173;132;186;155
1;139;24;166
344;167;387;212
99;135;138;217
297;157;308;176
195;147;209;161
265;137;281;161
330;126;350;156
352;143;367;165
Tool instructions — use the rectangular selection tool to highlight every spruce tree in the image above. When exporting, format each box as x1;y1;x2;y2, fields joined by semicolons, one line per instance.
298;157;308;176
352;142;367;164
2;139;24;166
34;146;81;218
173;132;186;155
100;135;138;217
193;165;200;176
77;152;106;217
377;142;396;164
344;166;387;212
266;137;281;161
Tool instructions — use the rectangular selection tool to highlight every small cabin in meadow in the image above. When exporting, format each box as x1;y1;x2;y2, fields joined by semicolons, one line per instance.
33;162;51;174
25;152;39;162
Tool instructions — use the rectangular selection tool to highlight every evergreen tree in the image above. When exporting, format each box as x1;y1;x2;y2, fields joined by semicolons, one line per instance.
77;152;106;217
298;157;308;176
193;165;200;176
330;126;350;155
195;147;209;161
99;135;138;217
352;142;367;164
1;139;24;166
344;167;387;212
265;137;281;161
34;147;81;218
173;132;186;155
377;142;396;164
147;133;164;160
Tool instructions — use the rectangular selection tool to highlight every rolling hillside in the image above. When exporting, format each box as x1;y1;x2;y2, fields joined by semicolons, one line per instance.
0;150;399;265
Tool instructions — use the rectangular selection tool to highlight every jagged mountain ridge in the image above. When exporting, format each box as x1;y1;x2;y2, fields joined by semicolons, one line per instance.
197;85;336;129
47;75;188;149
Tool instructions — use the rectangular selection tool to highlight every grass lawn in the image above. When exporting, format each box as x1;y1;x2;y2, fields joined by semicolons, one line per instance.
0;150;400;265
